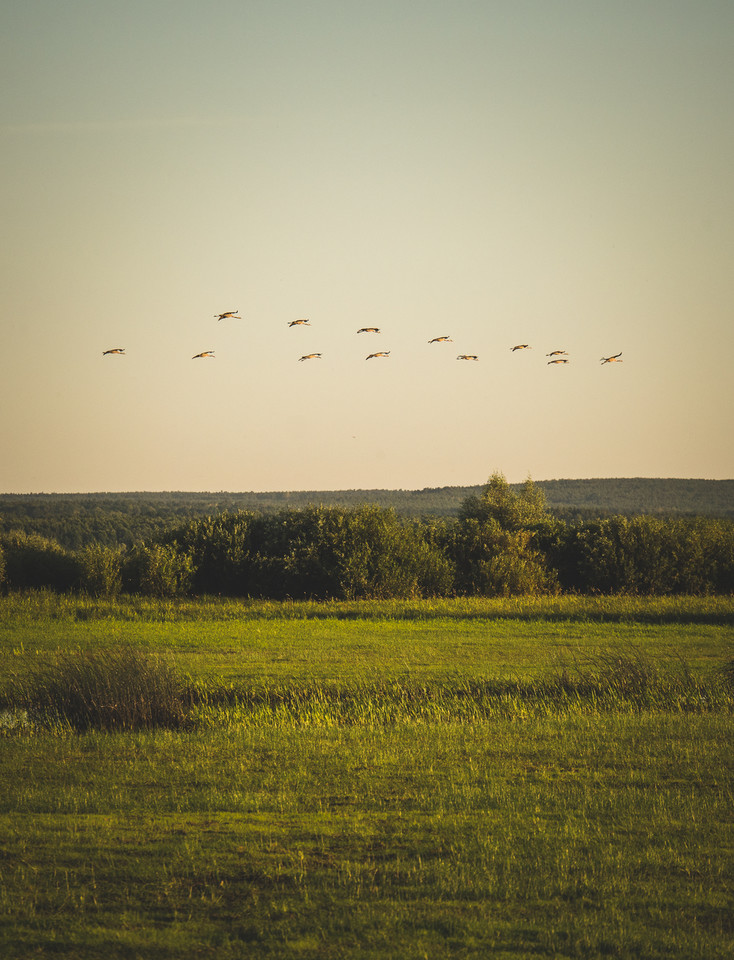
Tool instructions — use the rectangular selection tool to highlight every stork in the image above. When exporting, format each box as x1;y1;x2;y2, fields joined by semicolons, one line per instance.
102;348;125;355
366;351;390;359
546;350;568;356
547;358;569;364
215;311;240;321
511;344;530;351
600;352;623;364
298;353;322;361
288;319;311;327
192;351;215;359
457;354;479;361
429;336;452;343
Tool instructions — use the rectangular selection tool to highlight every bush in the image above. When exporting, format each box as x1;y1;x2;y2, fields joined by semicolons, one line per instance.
0;531;82;591
123;543;195;597
78;543;124;597
166;506;454;600
10;646;196;731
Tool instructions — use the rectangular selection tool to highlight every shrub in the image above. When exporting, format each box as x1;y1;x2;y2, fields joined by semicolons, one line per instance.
123;543;195;597
0;531;82;592
78;543;124;597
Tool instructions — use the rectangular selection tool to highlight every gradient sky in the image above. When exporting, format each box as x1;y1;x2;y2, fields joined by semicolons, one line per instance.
2;0;732;493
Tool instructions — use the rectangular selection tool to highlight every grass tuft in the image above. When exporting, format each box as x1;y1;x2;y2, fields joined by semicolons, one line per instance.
7;646;196;731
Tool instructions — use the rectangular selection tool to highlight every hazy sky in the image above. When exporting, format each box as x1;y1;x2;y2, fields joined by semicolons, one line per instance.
2;0;732;493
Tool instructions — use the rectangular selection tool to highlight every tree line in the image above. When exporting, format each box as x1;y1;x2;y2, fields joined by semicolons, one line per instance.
1;475;732;598
1;478;732;553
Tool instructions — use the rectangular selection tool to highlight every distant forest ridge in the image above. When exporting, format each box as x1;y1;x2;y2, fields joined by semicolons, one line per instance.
1;478;733;517
1;478;732;550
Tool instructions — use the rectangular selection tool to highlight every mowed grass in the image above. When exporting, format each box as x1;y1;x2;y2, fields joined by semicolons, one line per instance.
0;594;732;958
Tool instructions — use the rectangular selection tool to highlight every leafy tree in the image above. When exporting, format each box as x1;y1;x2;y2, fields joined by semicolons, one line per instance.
453;474;558;596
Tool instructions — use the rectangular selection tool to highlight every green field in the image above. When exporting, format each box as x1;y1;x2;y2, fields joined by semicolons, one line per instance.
1;594;732;958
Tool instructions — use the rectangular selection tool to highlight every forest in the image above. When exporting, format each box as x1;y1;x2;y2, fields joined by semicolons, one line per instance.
0;477;732;551
1;475;732;598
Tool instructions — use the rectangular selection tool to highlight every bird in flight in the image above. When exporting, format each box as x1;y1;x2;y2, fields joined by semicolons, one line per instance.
215;311;240;321
511;344;531;351
288;319;311;327
429;336;452;343
102;348;125;355
548;358;569;365
357;327;380;334
600;352;623;364
192;351;215;359
457;354;479;361
366;351;390;359
546;350;568;356
298;353;322;361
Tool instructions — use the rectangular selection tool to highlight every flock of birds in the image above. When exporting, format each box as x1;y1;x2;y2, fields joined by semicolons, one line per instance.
102;312;624;366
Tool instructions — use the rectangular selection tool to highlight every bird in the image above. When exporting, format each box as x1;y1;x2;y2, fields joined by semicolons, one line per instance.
457;354;479;361
102;348;125;355
298;353;322;361
288;319;311;326
546;350;568;356
357;327;380;334
192;351;215;359
547;358;569;364
215;311;240;321
366;351;390;359
429;336;452;343
511;344;530;351
600;352;623;364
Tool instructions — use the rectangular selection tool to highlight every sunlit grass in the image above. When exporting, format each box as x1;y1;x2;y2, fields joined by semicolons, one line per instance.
0;595;732;958
1;712;732;958
1;589;733;624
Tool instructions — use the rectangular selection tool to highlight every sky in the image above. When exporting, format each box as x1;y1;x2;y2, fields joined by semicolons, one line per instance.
2;0;733;494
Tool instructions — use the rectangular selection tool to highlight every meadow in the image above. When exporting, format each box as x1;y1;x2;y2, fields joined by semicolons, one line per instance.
0;593;732;958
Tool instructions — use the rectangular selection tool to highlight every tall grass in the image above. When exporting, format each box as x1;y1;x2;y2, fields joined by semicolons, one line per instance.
4;646;730;733
2;589;733;624
5;646;196;731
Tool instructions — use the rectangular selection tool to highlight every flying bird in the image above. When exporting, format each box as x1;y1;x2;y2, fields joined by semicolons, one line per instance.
288;319;311;326
429;336;452;343
366;351;390;359
457;354;479;361
298;353;322;361
511;344;531;351
192;351;215;359
547;358;569;364
600;352;623;364
357;327;380;334
102;348;125;355
215;311;240;321
546;350;568;356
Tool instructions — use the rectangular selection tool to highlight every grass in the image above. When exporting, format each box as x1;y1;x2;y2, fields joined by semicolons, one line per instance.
0;593;732;958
